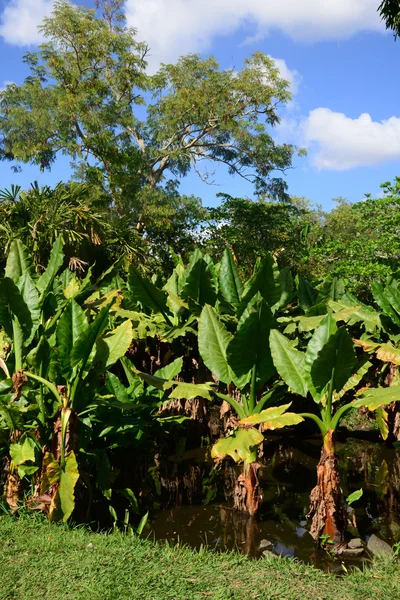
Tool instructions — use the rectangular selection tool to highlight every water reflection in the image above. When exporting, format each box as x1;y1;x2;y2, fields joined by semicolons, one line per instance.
150;432;400;569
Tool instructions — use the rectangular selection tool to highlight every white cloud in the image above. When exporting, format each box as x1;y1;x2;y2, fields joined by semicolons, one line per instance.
303;108;400;170
125;0;383;67
0;1;384;66
0;0;54;46
270;57;301;95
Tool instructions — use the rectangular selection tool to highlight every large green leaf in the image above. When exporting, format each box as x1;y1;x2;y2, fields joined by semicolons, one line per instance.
130;368;169;390
106;371;131;404
154;357;183;380
316;276;345;304
372;281;400;326
181;256;217;308
353;386;400;410
297;277;318;312
164;271;187;316
269;329;308;397
329;294;381;333
198;305;232;384
36;237;64;296
165;380;214;401
178;248;202;291
5;239;36;284
333;358;372;402
70;300;114;371
385;286;400;318
310;328;357;396
219;248;243;307
0;396;25;432
304;313;337;401
128;267;171;322
240;254;282;312
0;277;32;340
297;307;361;334
227;295;275;390
26;334;51;373
17;273;41;345
274;267;293;310
56;300;89;378
97;319;133;368
375;406;389;441
211;427;264;463
10;437;36;468
41;451;79;523
240;403;304;429
57;452;80;523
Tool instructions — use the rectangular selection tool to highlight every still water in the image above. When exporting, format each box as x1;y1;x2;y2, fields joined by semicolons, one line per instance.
150;432;400;569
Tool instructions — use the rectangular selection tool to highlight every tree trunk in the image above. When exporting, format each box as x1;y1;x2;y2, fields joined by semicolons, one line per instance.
384;363;400;441
307;430;347;547
233;461;260;516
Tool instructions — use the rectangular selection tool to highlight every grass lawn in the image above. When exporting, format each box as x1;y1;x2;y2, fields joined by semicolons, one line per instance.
1;514;400;600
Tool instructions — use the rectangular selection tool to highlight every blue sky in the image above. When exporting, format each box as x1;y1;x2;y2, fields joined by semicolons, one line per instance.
0;0;399;210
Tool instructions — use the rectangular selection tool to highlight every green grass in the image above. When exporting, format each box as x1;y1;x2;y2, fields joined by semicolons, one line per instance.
1;514;400;600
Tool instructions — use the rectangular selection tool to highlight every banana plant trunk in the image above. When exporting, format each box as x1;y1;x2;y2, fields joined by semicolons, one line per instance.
385;363;400;441
4;456;21;511
52;407;79;461
5;430;22;511
307;429;347;547
233;460;260;516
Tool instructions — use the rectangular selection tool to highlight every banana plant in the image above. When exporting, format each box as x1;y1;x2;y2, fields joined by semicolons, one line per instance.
268;312;399;546
197;291;303;515
0;239;133;521
0;238;66;508
350;277;400;441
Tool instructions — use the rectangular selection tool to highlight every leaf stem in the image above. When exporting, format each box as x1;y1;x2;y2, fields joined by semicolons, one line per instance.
249;365;257;413
299;412;328;437
24;371;62;406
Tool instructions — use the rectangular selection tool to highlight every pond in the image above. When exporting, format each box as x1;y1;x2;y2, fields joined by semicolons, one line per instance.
150;431;400;570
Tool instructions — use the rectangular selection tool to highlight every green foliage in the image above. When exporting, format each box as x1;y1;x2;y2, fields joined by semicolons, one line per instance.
227;295;275;389
211;427;264;464
198;305;232;384
0;0;299;221
303;184;400;299
2;230;400;532
346;489;363;506
239;403;304;429
269;330;308;397
379;0;400;37
204;194;313;275
0;181;142;274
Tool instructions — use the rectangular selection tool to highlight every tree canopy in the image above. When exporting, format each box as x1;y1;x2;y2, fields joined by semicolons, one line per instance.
0;0;300;212
378;0;400;37
203;193;315;275
302;178;400;298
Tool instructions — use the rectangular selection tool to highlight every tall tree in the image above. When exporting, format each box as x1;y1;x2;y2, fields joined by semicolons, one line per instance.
0;0;301;216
